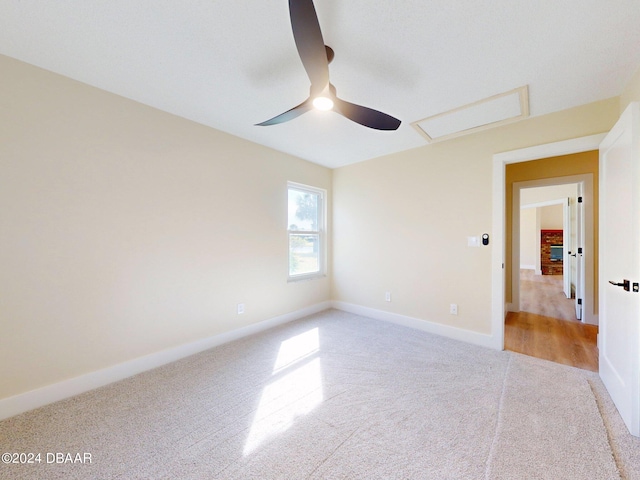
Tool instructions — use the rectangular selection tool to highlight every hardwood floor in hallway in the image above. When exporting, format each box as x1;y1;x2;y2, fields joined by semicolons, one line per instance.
505;269;598;372
505;311;598;372
519;269;576;321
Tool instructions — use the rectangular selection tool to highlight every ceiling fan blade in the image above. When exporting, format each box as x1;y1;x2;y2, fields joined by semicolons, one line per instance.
255;98;313;126
333;97;401;131
289;0;329;88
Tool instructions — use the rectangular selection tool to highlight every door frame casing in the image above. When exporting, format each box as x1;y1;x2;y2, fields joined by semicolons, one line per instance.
491;133;607;350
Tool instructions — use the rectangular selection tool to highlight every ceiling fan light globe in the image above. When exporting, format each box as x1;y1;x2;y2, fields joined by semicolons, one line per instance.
313;96;334;111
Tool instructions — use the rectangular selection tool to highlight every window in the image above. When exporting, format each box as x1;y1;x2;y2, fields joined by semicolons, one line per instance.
288;182;325;280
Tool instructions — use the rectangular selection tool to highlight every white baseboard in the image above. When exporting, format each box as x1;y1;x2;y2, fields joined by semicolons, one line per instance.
520;264;535;270
332;301;500;350
0;301;331;421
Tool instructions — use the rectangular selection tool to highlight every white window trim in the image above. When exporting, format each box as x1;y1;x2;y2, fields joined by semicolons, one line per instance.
287;181;327;282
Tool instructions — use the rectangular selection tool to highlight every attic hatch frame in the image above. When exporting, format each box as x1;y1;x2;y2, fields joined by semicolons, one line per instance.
412;86;529;143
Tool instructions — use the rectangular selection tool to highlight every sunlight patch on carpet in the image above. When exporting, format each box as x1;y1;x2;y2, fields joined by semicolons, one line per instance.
244;328;323;455
273;328;319;373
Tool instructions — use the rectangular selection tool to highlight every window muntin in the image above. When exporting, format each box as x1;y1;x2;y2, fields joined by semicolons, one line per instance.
288;183;325;279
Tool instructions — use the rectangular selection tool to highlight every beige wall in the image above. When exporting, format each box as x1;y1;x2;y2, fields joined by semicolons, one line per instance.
0;55;331;400
540;205;563;229
332;98;619;335
519;208;537;268
621;65;640;112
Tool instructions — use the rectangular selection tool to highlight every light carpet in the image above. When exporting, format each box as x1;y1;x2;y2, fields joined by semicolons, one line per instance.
486;355;618;479
1;309;638;479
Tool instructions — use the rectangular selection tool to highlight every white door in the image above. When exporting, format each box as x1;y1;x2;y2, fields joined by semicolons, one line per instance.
599;102;640;437
575;184;585;320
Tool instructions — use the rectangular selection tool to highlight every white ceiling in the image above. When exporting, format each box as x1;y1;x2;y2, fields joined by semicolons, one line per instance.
2;1;640;168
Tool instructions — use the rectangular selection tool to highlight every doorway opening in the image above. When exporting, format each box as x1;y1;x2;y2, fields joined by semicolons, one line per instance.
518;185;578;321
511;178;593;323
490;135;606;370
507;177;598;371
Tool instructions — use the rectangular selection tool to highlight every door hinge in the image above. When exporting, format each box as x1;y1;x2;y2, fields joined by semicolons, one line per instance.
578;196;583;203
577;298;582;305
578;247;583;254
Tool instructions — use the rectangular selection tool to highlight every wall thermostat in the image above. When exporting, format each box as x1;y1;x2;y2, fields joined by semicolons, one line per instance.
482;234;489;246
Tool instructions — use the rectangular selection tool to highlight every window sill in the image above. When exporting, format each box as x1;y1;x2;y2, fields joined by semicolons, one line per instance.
287;273;326;283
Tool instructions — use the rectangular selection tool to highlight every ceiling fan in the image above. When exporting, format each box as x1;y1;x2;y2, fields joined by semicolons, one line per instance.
256;0;401;131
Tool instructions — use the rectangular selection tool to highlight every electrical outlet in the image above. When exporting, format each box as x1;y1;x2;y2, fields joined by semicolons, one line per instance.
450;304;458;315
385;292;391;302
237;303;245;315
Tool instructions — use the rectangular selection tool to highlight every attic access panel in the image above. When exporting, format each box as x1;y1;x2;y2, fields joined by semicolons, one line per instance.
412;86;529;143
